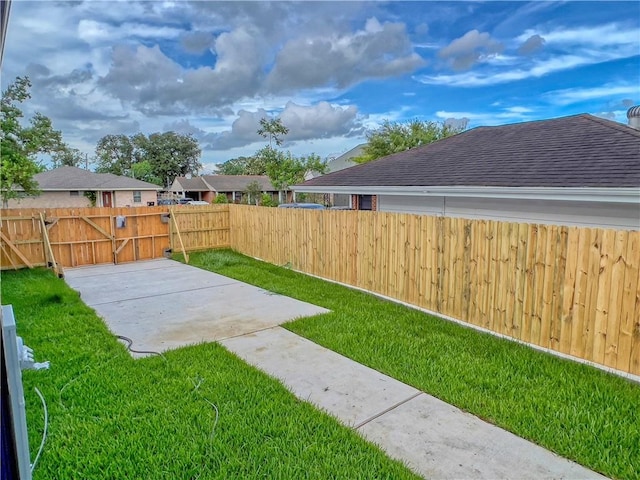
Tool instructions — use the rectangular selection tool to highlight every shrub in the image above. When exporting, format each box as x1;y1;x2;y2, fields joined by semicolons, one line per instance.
214;193;228;204
260;193;277;207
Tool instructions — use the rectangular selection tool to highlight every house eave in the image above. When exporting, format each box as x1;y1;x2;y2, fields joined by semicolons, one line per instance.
292;185;640;204
41;187;160;191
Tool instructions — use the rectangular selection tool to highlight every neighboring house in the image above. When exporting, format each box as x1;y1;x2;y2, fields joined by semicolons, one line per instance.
325;143;366;173
5;166;161;208
304;143;366;207
294;113;640;230
170;175;277;203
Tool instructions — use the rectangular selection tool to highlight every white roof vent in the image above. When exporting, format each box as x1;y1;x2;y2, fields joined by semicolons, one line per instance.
627;105;640;130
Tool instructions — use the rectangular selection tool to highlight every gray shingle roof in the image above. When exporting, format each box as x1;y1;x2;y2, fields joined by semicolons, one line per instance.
300;114;640;188
203;175;275;192
34;166;161;190
173;175;276;192
173;177;210;191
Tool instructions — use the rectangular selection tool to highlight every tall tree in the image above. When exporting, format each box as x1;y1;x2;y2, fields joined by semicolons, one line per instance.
215;155;267;176
95;134;134;176
257;117;289;147
259;147;327;193
354;119;465;163
131;160;162;185
94;131;202;187
244;180;263;205
253;117;327;199
138;131;201;187
52;146;84;168
1;76;67;206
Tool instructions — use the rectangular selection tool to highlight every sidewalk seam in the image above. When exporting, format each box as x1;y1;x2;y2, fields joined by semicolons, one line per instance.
85;281;241;306
353;391;423;430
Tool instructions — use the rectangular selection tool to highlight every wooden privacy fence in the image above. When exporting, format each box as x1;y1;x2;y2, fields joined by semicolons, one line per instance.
169;205;231;255
1;206;171;270
2;203;639;375
229;205;640;375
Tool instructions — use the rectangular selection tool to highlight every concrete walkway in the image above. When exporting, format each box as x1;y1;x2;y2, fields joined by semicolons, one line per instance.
222;327;605;480
66;259;605;479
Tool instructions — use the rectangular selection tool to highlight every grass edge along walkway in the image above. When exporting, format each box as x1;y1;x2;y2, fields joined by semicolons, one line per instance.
1;268;419;480
184;249;640;480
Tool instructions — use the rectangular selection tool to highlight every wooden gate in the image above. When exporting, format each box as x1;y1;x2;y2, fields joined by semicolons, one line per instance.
1;206;171;270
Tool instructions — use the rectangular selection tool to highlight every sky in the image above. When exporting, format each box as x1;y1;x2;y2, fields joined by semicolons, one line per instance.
2;1;639;173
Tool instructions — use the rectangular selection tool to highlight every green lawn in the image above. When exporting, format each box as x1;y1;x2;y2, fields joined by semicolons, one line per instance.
2;268;418;480
184;249;640;480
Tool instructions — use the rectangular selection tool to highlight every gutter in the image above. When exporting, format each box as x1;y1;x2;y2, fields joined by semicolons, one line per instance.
292;185;640;204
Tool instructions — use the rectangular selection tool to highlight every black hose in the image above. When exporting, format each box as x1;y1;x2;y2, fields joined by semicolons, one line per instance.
116;335;164;357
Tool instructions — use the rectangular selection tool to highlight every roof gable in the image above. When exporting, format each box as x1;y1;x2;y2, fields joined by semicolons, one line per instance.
300;115;640;189
172;177;209;191
326;143;366;173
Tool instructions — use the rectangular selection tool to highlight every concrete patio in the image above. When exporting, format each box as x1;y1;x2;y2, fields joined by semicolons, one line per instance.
65;258;606;480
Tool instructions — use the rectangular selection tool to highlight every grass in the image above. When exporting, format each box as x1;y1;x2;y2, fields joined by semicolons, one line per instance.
184;249;640;480
2;268;419;480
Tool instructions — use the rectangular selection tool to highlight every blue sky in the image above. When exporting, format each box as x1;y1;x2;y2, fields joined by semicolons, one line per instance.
2;1;639;172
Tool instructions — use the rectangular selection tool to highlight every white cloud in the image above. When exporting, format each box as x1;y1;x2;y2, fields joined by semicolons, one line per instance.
78;20;184;44
416;51;628;88
517;23;639;48
203;102;364;150
544;84;640;106
266;17;425;91
435;107;535;126
420;22;639;88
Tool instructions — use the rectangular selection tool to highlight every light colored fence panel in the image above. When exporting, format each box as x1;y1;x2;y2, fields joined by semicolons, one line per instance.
1;206;170;269
228;205;640;375
170;205;230;253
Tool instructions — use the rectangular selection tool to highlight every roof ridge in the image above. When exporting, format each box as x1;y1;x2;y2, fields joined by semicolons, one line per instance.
580;113;640;137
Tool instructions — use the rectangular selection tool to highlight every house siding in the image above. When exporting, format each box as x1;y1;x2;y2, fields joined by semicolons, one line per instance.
377;195;640;230
6;191;91;208
114;190;157;207
378;195;446;216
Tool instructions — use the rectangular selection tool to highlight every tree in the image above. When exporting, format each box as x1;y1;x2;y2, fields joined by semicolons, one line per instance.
52;146;84;168
94;131;202;187
131;160;162;185
133;131;201;187
257;117;289;147
244;180;262;205
259;147;327;194
252;117;327;200
95;134;134;176
1;76;67;206
354;119;465;163
215;156;249;175
215;155;266;175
